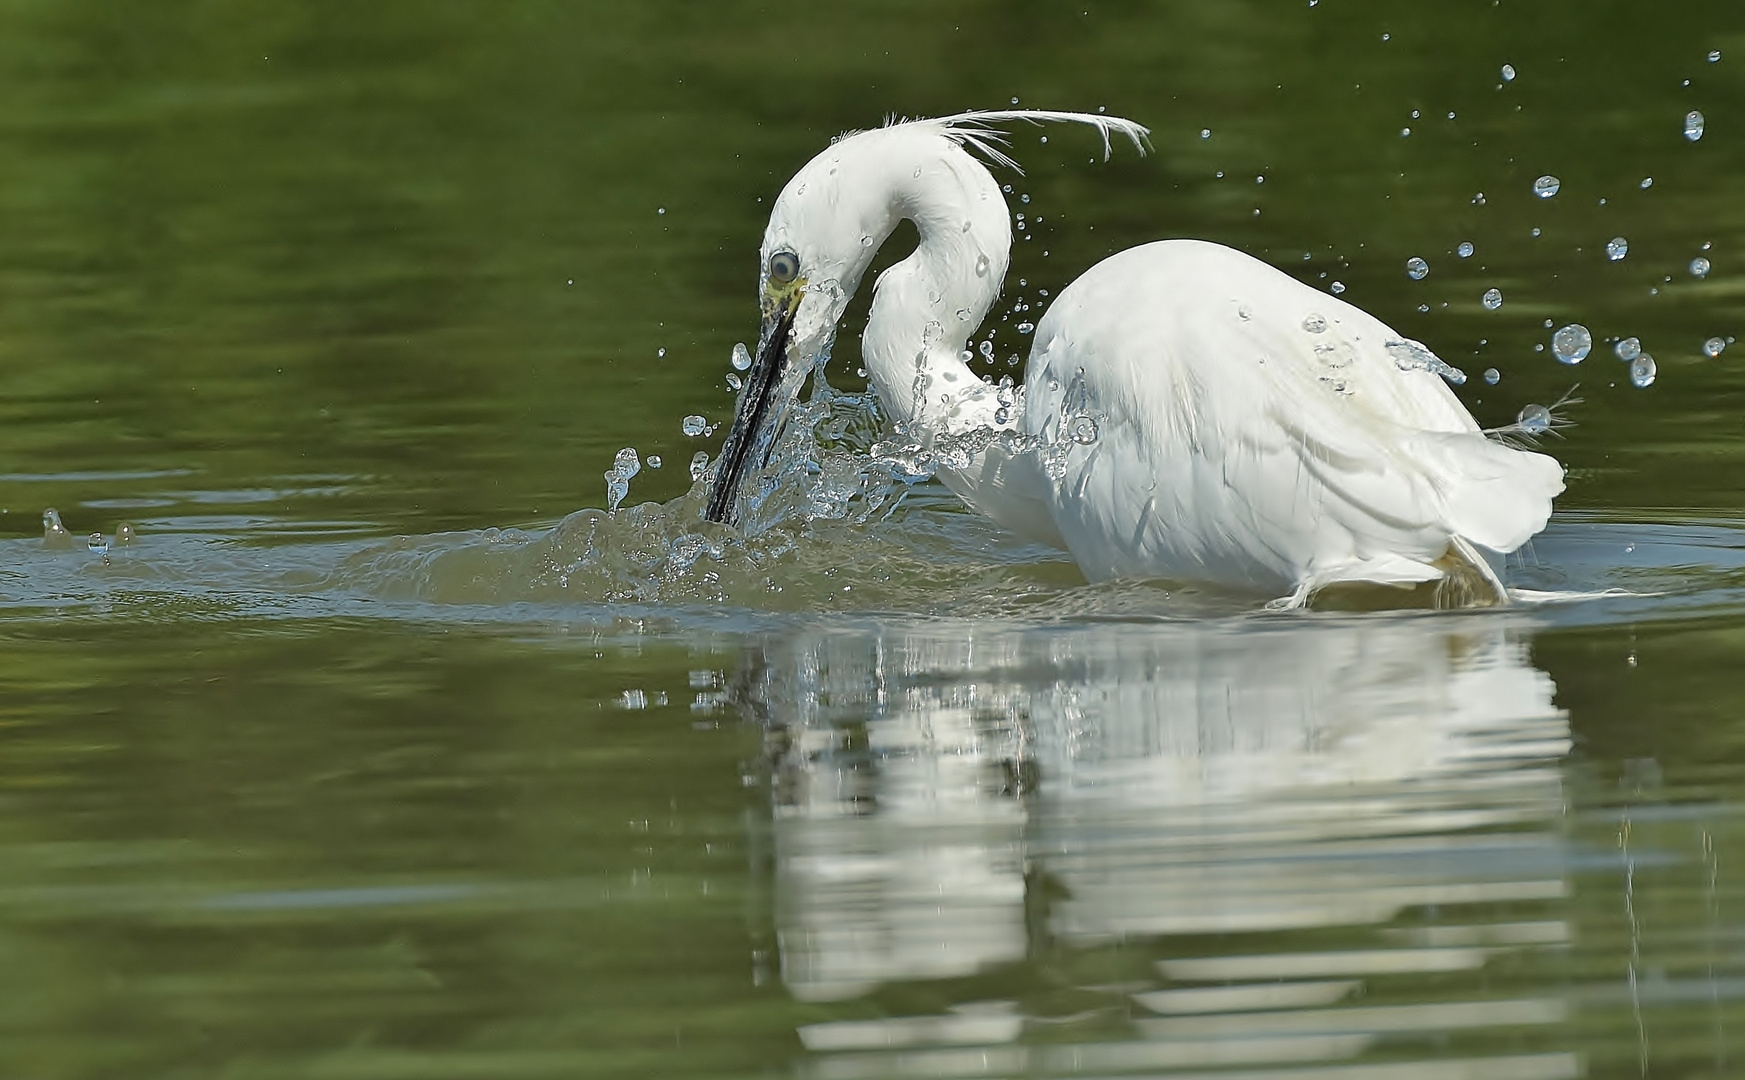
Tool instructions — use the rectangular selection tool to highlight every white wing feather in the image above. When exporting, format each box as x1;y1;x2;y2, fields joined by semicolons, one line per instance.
1023;240;1563;590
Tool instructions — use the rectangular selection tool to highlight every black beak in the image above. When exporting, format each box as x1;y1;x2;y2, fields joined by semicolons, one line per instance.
702;292;800;525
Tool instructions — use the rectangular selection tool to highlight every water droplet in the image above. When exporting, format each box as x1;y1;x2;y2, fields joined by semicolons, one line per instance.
1691;257;1712;278
1238;305;1253;320
975;254;990;276
1552;324;1592;364
1616;337;1642;361
1533;175;1561;198
613;447;641;480
1200;128;1211;139
730;342;752;371
656;347;667;359
657;207;666;215
1020;193;1031;204
1068;416;1100;444
1517;403;1550;434
1016;321;1035;334
979;339;995;360
1302;313;1328;334
1640;177;1654;189
1330;281;1346;294
1011;96;1020;105
1710;49;1723;62
605;475;629;512
1606;236;1629;261
1704;337;1727;358
1630;353;1657;387
1471;192;1487;206
87;532;107;555
647;455;662;468
1531;227;1542;238
1400;127;1411;138
1501;63;1517;81
1457;241;1475;258
689;452;709;481
726;373;742;391
1406;257;1429;280
1685;110;1706;141
116;522;136;545
682;414;707;437
1483;367;1501;385
1482;288;1503;310
42;508;68;544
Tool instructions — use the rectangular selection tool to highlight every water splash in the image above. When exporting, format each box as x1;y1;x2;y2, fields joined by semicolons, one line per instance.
1386;338;1467;385
42;507;72;549
605;447;641;512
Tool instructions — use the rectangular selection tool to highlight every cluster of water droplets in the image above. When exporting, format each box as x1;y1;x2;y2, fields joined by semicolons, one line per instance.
41;507;136;562
1037;369;1103;481
1613;336;1657;388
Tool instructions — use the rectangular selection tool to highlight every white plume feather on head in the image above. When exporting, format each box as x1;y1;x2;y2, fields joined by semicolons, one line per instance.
878;109;1151;174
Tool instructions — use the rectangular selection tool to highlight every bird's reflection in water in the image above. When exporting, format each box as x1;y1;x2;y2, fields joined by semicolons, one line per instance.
745;615;1583;1079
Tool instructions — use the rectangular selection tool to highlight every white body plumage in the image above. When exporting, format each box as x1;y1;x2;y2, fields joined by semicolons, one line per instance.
709;112;1565;604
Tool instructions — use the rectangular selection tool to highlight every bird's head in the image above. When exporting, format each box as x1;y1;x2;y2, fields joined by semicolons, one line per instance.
701;126;917;526
702;111;1148;527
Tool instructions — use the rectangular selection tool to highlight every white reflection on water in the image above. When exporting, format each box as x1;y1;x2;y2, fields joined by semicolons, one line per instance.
747;613;1578;1078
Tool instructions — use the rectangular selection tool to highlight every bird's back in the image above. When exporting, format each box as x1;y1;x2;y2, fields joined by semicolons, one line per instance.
1019;239;1564;593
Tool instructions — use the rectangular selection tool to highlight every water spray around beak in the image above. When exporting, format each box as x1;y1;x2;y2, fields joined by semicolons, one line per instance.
702;288;801;525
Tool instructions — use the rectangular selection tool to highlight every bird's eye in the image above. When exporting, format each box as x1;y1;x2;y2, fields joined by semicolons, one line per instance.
768;250;800;284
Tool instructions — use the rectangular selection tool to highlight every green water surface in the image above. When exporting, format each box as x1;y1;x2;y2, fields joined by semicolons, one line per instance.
2;2;1745;1077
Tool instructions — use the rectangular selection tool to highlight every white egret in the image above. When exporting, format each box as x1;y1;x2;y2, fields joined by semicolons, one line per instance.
703;111;1564;606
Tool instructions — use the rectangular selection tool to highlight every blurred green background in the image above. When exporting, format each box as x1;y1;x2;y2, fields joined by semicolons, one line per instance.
1;0;1739;537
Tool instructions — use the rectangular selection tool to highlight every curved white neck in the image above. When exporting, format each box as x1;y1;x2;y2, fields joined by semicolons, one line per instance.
859;144;1012;432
